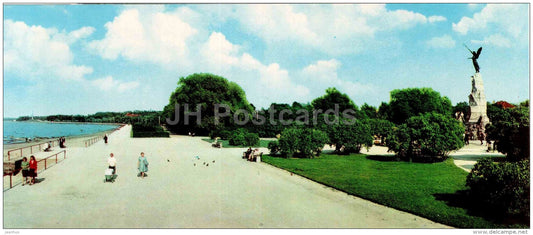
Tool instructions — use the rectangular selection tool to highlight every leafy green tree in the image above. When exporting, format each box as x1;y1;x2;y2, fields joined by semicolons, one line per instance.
279;127;328;158
325;120;373;154
377;102;392;120
366;119;395;146
311;87;361;118
387;112;464;162
163;73;253;135
466;159;529;220
486;104;529;161
360;103;378;119
389;88;453;124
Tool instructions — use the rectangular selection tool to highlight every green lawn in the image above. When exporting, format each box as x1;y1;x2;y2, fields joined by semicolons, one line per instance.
202;138;271;148
262;154;524;228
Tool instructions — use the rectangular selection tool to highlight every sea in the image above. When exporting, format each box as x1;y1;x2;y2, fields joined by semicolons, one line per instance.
3;120;120;144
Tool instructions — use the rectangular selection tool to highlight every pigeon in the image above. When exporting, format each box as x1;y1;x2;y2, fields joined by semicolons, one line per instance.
206;163;209;167
212;160;215;163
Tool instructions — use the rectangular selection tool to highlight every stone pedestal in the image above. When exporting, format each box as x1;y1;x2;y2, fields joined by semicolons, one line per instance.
467;73;490;139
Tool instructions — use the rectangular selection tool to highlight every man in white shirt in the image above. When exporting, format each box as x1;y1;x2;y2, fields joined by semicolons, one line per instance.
108;153;117;174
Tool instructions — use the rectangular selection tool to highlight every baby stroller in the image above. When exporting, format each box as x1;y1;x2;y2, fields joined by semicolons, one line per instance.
104;168;116;183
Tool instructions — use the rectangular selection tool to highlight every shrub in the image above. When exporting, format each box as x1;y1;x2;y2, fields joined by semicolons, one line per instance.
324;119;373;154
268;141;280;154
244;132;260;146
131;123;170;138
486;105;530;161
228;128;260;147
229;131;246;146
386;112;464;162
466;159;530;221
279;127;328;158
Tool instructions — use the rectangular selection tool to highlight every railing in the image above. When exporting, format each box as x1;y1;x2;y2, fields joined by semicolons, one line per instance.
6;140;59;161
85;136;102;147
4;150;66;190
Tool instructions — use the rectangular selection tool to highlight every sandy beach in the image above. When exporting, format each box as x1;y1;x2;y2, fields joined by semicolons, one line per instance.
3;125;449;228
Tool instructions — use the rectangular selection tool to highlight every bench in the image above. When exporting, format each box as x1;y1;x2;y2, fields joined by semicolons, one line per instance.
250;152;263;162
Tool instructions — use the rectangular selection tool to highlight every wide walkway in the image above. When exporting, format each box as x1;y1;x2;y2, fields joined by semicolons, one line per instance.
3;125;448;228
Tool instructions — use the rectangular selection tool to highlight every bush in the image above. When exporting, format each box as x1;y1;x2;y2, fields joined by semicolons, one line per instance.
279;127;328;158
324;119;373;154
228;128;260;147
466;159;529;221
229;131;246;146
387;112;464;162
132;131;170;138
268;141;280;154
244;132;260;146
131;123;170;138
486;105;530;161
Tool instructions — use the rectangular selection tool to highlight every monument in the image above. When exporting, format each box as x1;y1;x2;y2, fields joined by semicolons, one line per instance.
465;45;490;140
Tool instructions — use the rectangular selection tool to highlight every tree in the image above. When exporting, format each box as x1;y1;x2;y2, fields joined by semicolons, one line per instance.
325;120;373;154
360;103;378;119
387;112;464;162
311;87;361;118
486;104;529;161
366;119;395;146
278;127;328;158
377;102;392;120
389;88;453;124
466;159;529;220
163;73;253;135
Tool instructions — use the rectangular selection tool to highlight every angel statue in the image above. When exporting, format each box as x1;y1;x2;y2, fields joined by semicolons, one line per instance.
465;44;482;73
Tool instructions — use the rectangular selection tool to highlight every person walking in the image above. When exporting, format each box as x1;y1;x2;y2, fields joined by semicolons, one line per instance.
21;157;30;186
103;134;108;144
29;155;38;185
108;153;117;174
138;152;149;178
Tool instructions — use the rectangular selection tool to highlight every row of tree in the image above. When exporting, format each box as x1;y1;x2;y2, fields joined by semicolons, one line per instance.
16;111;161;124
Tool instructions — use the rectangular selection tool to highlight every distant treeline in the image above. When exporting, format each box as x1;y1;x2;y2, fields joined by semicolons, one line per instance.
16;110;162;124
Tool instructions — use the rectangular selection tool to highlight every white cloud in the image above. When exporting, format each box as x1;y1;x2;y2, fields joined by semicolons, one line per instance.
426;35;456;49
235;5;319;45
200;32;241;70
88;8;198;66
301;59;340;83
471;34;512;48
4;20;94;82
91;76;140;93
118;81;141;92
452;4;528;40
428;15;447;23
301;59;376;99
233;4;435;56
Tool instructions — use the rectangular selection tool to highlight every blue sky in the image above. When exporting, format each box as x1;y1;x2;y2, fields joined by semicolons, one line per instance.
3;3;529;117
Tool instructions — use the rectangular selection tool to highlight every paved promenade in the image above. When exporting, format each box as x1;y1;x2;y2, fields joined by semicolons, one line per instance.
4;125;448;228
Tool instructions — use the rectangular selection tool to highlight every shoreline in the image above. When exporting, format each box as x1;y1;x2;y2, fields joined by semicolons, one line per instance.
3;124;124;151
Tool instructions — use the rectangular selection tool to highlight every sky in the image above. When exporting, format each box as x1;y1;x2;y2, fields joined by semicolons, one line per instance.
3;3;530;117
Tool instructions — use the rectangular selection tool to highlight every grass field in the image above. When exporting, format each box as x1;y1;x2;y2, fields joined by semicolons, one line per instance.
262;154;526;228
201;138;271;148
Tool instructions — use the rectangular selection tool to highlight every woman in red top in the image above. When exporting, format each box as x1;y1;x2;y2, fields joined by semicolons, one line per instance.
29;155;37;185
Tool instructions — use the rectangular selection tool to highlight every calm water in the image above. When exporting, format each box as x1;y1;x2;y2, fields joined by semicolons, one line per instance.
3;121;119;144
